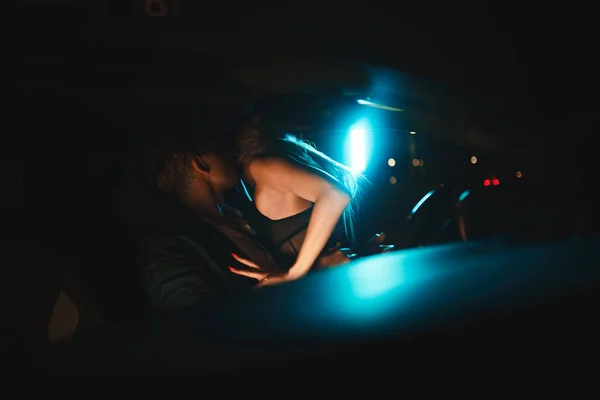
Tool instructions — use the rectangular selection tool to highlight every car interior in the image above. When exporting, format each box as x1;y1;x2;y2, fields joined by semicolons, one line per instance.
5;4;600;393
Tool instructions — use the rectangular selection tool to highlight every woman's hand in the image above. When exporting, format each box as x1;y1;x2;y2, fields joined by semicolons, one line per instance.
228;254;303;287
229;232;396;287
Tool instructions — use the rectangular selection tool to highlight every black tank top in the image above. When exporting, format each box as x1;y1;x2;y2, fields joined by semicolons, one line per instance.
245;202;313;271
236;183;344;270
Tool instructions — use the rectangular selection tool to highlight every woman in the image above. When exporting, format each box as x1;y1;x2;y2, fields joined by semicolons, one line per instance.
228;125;364;286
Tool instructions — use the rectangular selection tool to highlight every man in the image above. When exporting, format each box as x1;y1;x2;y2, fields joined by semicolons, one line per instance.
134;122;282;309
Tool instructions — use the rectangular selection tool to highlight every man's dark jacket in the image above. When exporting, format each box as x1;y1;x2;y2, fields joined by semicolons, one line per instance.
135;191;278;309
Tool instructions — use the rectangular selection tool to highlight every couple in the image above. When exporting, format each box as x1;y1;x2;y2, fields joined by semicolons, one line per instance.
135;113;383;310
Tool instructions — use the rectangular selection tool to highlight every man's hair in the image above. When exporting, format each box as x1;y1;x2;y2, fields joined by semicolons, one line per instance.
140;104;241;194
145;138;223;194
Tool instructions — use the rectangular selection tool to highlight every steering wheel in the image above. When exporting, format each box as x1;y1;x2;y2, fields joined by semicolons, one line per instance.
399;183;521;249
395;186;459;248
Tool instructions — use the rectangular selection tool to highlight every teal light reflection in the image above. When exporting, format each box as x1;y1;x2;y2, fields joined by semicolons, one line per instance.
356;99;405;112
348;259;405;299
410;190;435;215
328;254;409;322
458;189;470;202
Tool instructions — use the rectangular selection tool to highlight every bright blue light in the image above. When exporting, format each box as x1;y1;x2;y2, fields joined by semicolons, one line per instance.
458;189;470;202
410;190;435;215
356;99;405;112
349;127;366;172
347;259;405;299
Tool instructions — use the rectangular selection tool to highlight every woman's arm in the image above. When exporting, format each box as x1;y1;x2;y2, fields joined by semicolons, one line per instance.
248;156;351;281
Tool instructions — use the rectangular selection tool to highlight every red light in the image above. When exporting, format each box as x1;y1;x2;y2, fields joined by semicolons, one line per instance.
483;179;491;186
492;178;500;186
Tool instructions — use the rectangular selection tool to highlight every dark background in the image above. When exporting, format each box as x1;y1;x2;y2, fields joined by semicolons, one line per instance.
5;0;599;369
10;1;599;246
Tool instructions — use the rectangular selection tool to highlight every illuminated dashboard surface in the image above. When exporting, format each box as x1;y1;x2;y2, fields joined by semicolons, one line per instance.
43;237;600;375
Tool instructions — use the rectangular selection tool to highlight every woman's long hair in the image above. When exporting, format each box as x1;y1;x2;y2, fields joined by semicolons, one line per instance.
278;134;365;243
238;125;366;243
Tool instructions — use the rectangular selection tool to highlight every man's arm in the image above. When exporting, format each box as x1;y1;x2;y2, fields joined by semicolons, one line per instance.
137;235;222;310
